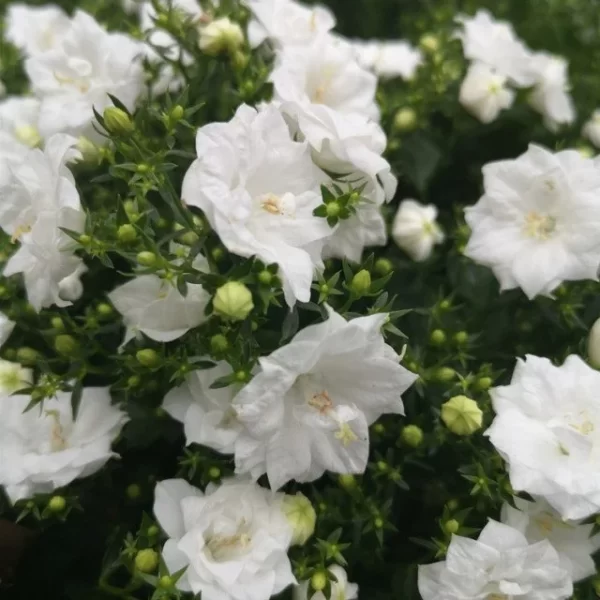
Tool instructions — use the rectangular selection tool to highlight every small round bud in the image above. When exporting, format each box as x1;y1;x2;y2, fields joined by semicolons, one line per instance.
475;376;492;391
126;484;142;500
159;575;173;589
213;281;254;321
235;369;249;382
311;571;328;592
439;299;451;311
54;334;79;357
136;349;160;368
282;492;316;546
401;424;424;448
588;317;600;368
208;466;221;479
118;224;137;243
77;137;102;164
97;303;113;317
135;549;159;573
48;496;66;512
419;33;440;53
374;258;393;276
373;423;385;434
17;347;39;365
338;474;356;490
128;375;141;388
394;108;418;131
211;247;225;262
210;334;229;354
171;105;184;121
199;17;245;55
78;234;92;246
147;525;159;537
377;460;388;472
441;395;483;436
325;201;341;218
434;367;456;382
430;329;446;346
447;498;459;511
258;270;273;285
443;519;460;534
350;269;372;296
453;331;468;345
374;517;384;529
51;317;64;330
124;200;138;216
103;106;134;136
137;251;158;267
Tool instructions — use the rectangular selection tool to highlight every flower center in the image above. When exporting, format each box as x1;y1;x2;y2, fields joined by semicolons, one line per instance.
487;595;508;600
218;407;238;428
53;71;90;94
524;211;556;240
487;81;502;95
308;390;333;415
11;223;32;244
335;423;358;446
206;530;252;562
46;410;68;452
261;194;283;215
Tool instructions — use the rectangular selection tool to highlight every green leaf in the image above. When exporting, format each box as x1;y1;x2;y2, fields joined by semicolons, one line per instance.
399;133;442;194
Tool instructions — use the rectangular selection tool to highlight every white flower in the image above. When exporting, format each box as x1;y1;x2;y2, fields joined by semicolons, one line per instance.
392;199;444;262
455;10;535;87
583;110;600;148
528;53;575;131
0;97;42;153
418;519;573;600
0;387;128;503
246;0;335;49
26;10;145;139
163;361;242;454
0;134;87;311
199;17;244;55
108;264;210;344
487;354;600;520
6;4;71;57
153;477;295;600
0;360;32;394
459;62;515;123
0;312;15;348
502;497;600;582
272;34;379;122
352;39;423;80
294;566;358;600
464;144;600;299
181;103;331;307
232;308;417;490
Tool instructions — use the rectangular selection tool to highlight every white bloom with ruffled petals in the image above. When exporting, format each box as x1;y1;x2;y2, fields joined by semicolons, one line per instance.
294;566;358;600
232;307;417;490
392;199;444;262
0;360;32;395
487;354;600;520
0;387;128;503
464;144;600;299
182;103;331;307
153;477;295;600
418;519;572;600
0;97;42;158
352;39;423;80
502;497;600;582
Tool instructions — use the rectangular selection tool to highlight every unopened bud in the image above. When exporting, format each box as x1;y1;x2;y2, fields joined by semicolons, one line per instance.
213;281;254;321
103;106;134;136
126;483;142;499
453;331;468;345
325;201;341;218
58;266;87;302
430;329;446;346
282;492;316;546
443;519;460;534
311;571;328;592
210;334;229;354
199;17;244;56
434;367;456;382
48;496;66;512
350;270;371;296
441;395;483;436
136;349;160;368
402;424;424;448
118;224;137;243
170;105;184;121
394;108;417;131
16;347;39;365
419;33;440;53
77;137;102;163
338;474;356;490
374;258;393;276
475;376;492;391
137;251;158;267
135;548;159;573
54;334;79;357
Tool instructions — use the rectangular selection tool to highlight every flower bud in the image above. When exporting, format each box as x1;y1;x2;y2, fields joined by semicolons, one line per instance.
374;258;393;276
419;33;440;53
54;334;80;357
475;376;492;391
51;317;65;330
103;106;134;136
443;519;460;534
170;104;184;121
350;269;371;296
208;466;221;479
97;303;113;317
135;549;159;573
210;334;229;354
430;329;446;346
77;137;102;164
136;349;160;368
58;266;87;302
159;575;173;589
126;483;142;499
16;347;39;365
199;17;244;56
118;224;137;243
15;125;42;148
434;367;455;382
441;395;483;436
401;424;424;448
48;496;66;512
394;108;417;131
338;474;356;490
137;251;158;267
588;317;600;368
325;201;341;218
213;281;254;321
311;571;328;592
282;492;316;546
258;270;273;285
0;359;32;394
453;331;468;345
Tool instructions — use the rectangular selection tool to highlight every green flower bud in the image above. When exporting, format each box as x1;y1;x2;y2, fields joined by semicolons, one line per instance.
136;163;151;174
16;347;39;366
213;281;254;321
51;317;64;330
170;105;184;121
350;269;371;296
419;33;440;53
135;549;159;573
77;137;101;164
210;334;229;354
447;499;459;511
97;303;113;317
434;367;456;382
235;369;249;382
394;107;418;131
103;106;134;136
311;571;328;592
443;519;460;534
325;201;341;218
258;270;273;285
147;525;159;537
48;496;66;512
441;395;483;436
126;484;142;500
373;423;385;434
137;251;158;267
54;334;79;357
453;331;468;345
128;375;141;388
208;466;221;479
136;349;160;368
282;492;316;546
430;329;446;346
338;474;356;490
374;258;393;276
79;234;92;246
199;17;245;56
159;575;173;589
475;376;493;391
117;224;137;243
402;424;424;448
374;517;384;529
439;299;451;311
179;230;200;246
124;200;138;216
211;247;225;262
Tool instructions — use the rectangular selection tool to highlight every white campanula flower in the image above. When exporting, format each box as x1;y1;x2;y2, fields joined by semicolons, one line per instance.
153;477;295;600
163;361;243;454
486;354;600;520
26;10;144;139
6;4;70;57
583;110;600;148
464;144;600;299
392;199;444;262
455;10;536;87
0;312;15;349
418;520;573;600
0;134;87;311
502;497;600;582
352;39;423;80
294;566;358;600
0;387;128;503
181;104;331;307
246;0;335;49
232;307;417;490
108;258;210;345
0;97;42;154
528;53;575;131
459;61;515;123
0;360;32;394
